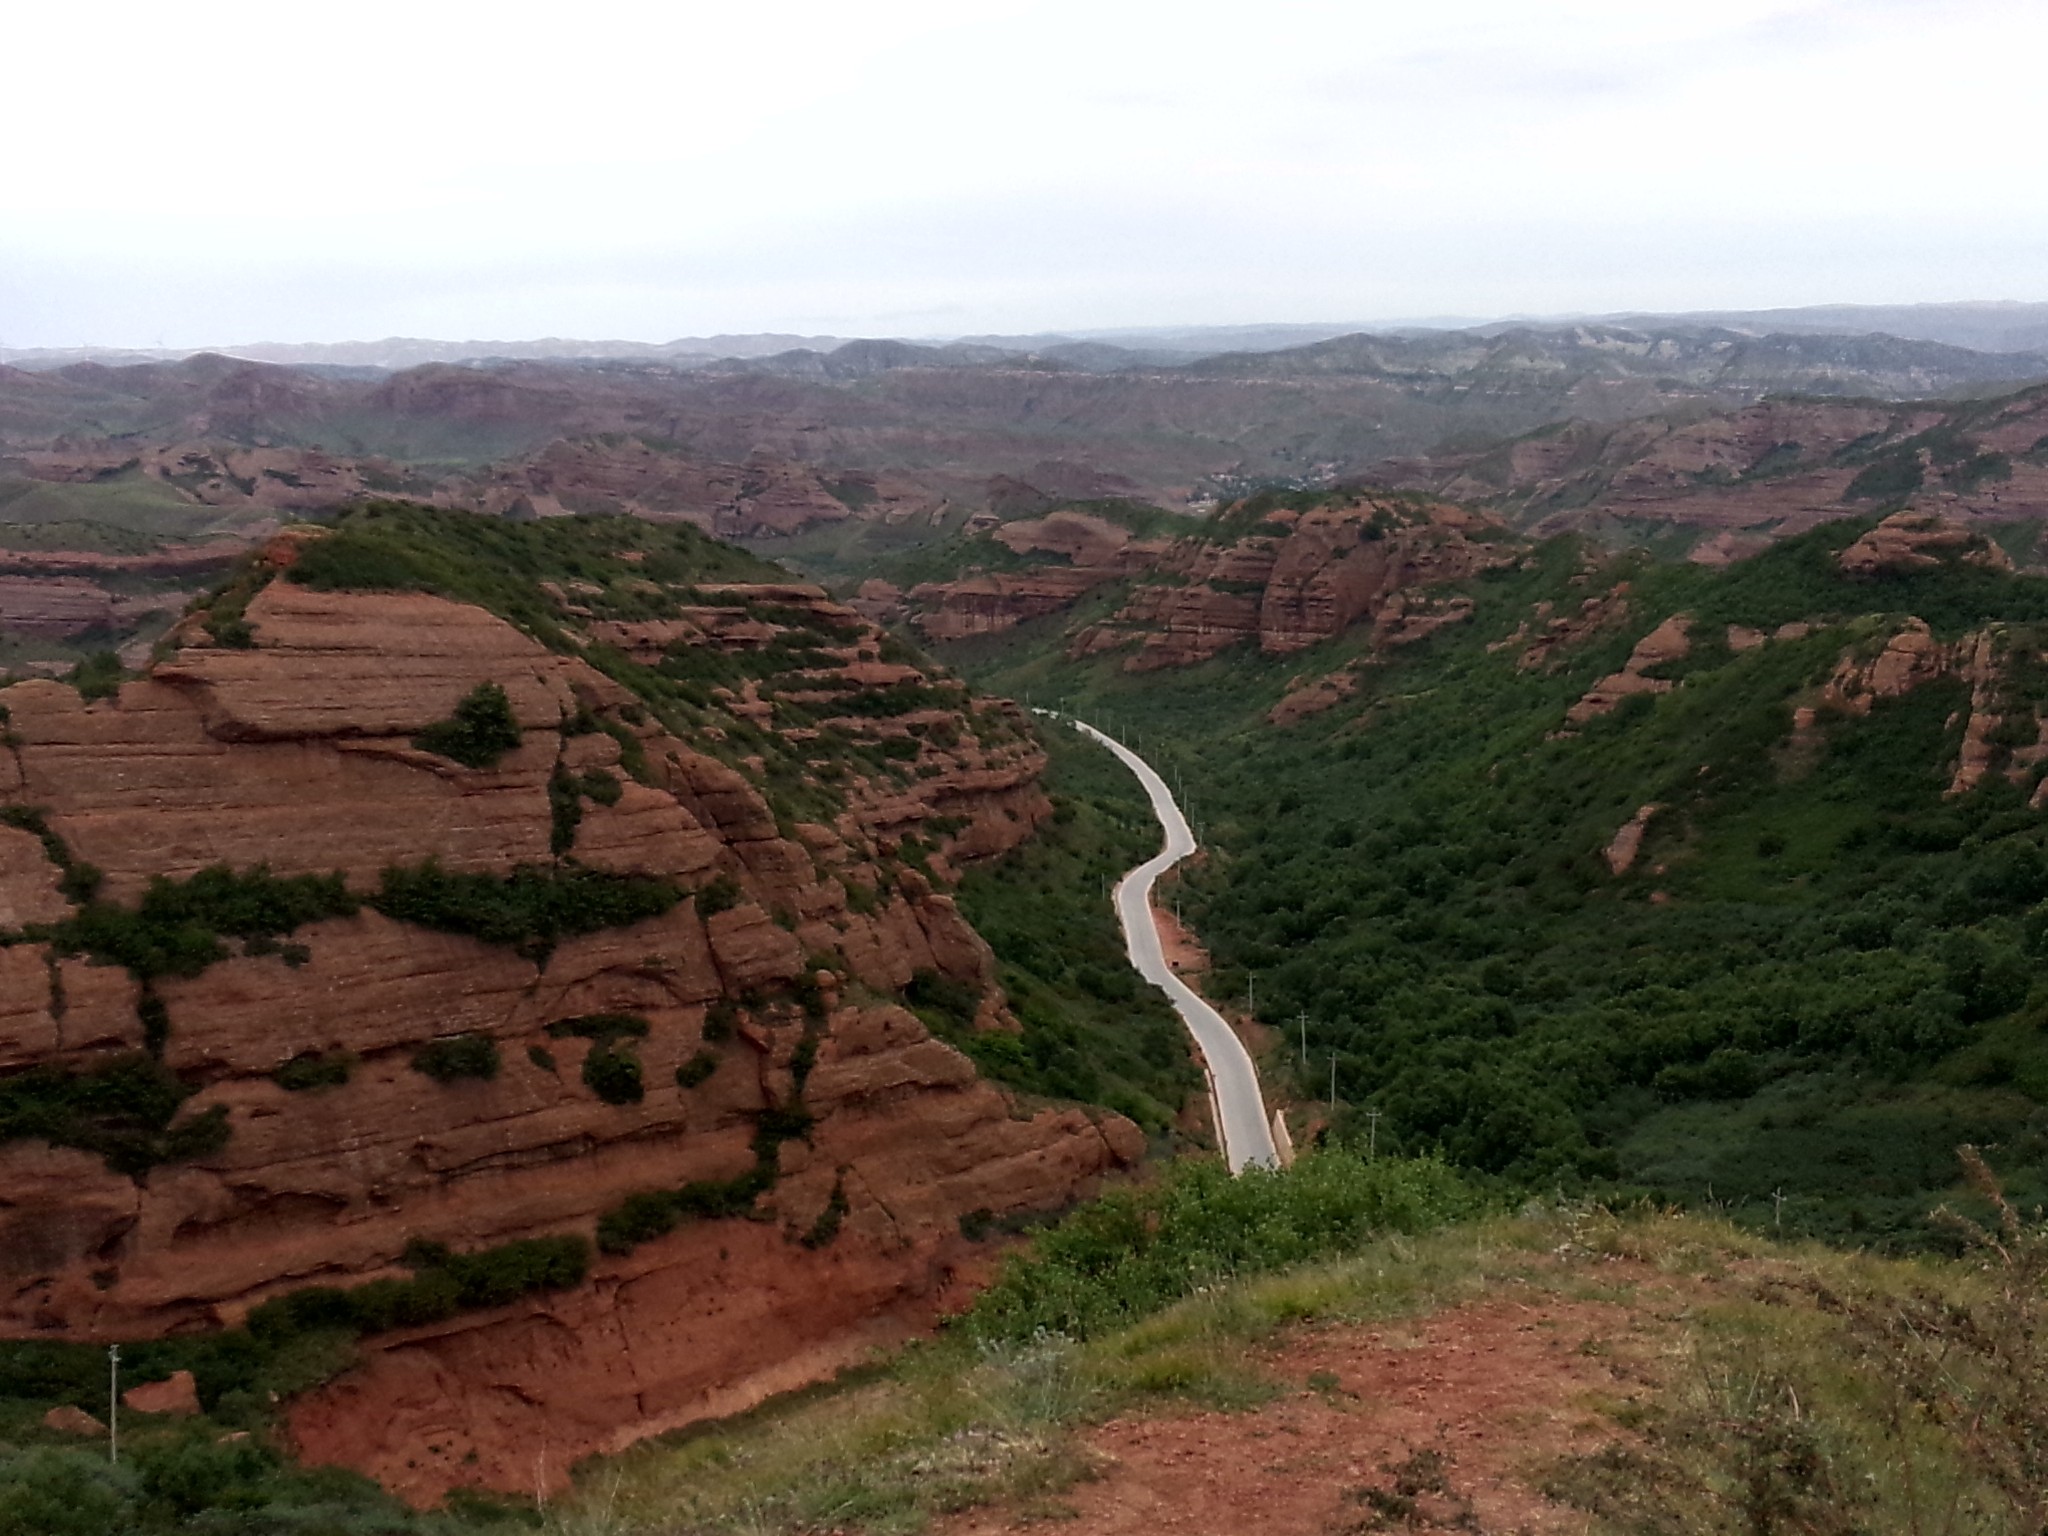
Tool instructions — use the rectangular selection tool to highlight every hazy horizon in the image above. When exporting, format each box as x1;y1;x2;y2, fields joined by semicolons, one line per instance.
8;0;2045;350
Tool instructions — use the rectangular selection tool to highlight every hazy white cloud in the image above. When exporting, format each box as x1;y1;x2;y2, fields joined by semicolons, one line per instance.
2;0;2042;345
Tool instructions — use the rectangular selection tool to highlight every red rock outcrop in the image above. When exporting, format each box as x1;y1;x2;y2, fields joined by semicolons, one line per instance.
1268;669;1361;728
124;1370;200;1416
1837;511;2014;577
1508;583;1632;671
0;545;1136;1504
1603;804;1662;876
1565;615;1693;723
1035;495;1514;671
43;1404;103;1436
913;567;1120;641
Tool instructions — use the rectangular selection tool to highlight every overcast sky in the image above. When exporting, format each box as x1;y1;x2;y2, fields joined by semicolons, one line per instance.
4;0;2044;348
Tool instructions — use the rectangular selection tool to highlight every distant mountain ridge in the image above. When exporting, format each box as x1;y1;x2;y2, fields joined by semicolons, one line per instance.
8;302;2045;373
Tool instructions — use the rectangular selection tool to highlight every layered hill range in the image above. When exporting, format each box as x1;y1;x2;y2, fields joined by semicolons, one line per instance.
0;509;1140;1502
4;323;2043;538
1366;381;2048;563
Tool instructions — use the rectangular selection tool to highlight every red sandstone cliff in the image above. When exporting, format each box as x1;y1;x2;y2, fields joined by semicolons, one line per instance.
0;540;1137;1503
909;494;1516;673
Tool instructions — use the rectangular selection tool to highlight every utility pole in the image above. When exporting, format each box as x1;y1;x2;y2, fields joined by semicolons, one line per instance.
1328;1051;1338;1112
1297;1009;1308;1069
1772;1188;1786;1231
1365;1106;1381;1161
1246;971;1256;1017
108;1344;119;1464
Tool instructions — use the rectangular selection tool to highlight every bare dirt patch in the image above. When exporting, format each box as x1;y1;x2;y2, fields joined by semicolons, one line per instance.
941;1269;1685;1536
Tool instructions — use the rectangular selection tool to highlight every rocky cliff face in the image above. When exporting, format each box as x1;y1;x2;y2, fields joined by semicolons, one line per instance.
0;515;1137;1503
909;495;1515;675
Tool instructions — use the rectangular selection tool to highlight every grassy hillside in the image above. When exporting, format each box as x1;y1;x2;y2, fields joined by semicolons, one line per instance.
944;508;2048;1249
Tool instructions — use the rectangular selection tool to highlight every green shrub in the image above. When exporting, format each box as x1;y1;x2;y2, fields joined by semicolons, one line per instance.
69;651;123;702
596;1165;774;1253
904;968;982;1029
581;1044;644;1105
414;681;523;769
703;998;739;1042
801;1177;849;1250
371;859;681;961
410;1033;499;1083
0;1053;228;1175
0;805;100;905
32;865;355;983
246;1234;590;1342
696;871;743;918
270;1051;354;1092
676;1051;718;1088
546;1012;650;1042
548;765;584;854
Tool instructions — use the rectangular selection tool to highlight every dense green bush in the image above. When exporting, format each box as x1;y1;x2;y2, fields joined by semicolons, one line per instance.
581;1044;644;1105
69;650;123;702
596;1166;773;1253
410;1033;499;1083
270;1050;354;1092
414;681;523;769
695;870;743;918
546;1012;650;1042
372;859;681;960
0;1054;227;1175
676;1050;718;1088
963;1151;1484;1342
246;1235;591;1343
33;865;355;982
903;968;981;1029
0;805;99;903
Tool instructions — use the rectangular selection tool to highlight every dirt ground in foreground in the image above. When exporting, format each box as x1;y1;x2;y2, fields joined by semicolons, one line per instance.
940;1261;1688;1536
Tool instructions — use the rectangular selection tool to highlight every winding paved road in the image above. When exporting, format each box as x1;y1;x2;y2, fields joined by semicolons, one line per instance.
1067;719;1279;1172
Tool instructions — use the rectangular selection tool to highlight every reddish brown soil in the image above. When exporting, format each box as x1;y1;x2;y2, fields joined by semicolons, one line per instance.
1152;904;1209;975
943;1275;1678;1536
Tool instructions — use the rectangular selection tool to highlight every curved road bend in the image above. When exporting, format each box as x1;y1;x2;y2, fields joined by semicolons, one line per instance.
1068;719;1279;1172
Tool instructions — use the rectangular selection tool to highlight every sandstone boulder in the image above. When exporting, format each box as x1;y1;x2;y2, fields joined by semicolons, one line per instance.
123;1370;200;1416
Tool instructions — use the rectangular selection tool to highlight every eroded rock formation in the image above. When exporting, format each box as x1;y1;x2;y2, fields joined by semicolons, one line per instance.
911;494;1514;672
0;540;1136;1503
